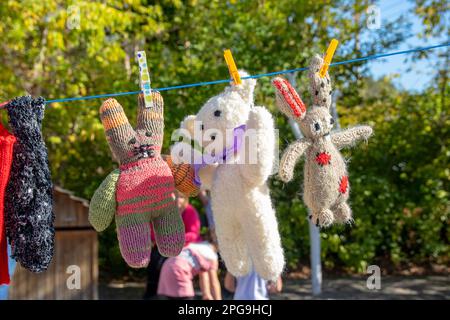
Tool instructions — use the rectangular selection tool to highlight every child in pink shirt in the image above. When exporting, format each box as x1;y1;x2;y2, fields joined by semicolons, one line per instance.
180;203;202;246
144;192;202;299
157;191;220;300
150;198;202;246
157;243;218;299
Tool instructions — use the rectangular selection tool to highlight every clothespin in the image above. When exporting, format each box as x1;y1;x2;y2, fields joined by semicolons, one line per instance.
319;39;339;78
224;49;242;85
136;51;153;108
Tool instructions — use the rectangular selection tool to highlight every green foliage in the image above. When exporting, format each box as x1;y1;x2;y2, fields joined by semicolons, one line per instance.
0;1;447;276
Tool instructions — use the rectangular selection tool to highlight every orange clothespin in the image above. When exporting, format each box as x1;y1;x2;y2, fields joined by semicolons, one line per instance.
224;49;242;85
319;39;339;78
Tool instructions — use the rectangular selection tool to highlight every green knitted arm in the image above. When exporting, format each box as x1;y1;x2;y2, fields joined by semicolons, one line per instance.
89;169;120;232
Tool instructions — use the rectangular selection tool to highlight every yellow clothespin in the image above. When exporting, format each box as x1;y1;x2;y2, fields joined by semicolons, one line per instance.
319;39;339;78
224;49;242;85
136;51;153;108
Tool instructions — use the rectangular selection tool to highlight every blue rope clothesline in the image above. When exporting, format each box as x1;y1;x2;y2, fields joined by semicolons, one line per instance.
46;42;449;105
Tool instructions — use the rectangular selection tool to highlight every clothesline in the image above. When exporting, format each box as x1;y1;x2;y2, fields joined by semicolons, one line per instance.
13;42;450;106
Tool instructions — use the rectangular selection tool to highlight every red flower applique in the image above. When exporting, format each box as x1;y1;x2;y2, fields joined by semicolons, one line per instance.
339;176;349;194
315;152;331;166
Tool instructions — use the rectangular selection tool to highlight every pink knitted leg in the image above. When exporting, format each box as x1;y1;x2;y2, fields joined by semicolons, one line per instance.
116;223;152;268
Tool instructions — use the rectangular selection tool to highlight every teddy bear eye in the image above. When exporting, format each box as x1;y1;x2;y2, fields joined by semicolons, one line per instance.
214;110;222;117
128;137;137;145
145;132;152;137
314;123;321;131
330;118;335;125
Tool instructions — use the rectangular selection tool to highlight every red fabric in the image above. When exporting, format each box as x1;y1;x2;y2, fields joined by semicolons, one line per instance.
339;176;349;194
315;152;331;166
0;123;16;285
151;203;202;246
182;204;202;246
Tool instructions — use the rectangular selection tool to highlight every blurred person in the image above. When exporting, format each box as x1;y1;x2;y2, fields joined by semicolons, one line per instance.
157;242;221;300
189;241;222;300
156;192;221;300
198;190;217;246
143;191;201;299
224;268;282;300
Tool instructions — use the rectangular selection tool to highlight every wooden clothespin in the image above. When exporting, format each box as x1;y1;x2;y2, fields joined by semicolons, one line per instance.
224;49;242;85
136;51;153;108
319;39;339;78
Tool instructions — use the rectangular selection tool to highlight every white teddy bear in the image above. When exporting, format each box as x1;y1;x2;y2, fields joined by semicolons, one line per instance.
171;71;285;280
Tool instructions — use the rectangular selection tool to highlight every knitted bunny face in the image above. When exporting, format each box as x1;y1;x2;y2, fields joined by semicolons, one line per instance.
299;107;335;139
182;71;256;150
101;94;163;164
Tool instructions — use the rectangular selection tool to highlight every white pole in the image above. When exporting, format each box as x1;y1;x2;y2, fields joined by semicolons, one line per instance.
286;73;322;296
330;89;342;130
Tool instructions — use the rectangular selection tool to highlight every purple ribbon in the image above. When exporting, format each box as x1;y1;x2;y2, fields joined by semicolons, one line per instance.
193;124;247;186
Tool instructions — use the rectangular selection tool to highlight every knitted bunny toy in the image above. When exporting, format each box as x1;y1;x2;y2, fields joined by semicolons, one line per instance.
272;55;373;228
89;93;184;268
177;71;285;281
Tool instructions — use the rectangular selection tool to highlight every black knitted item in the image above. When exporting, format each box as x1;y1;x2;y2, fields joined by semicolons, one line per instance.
5;96;54;273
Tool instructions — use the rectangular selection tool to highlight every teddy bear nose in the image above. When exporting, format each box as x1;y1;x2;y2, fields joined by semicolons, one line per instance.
210;134;216;141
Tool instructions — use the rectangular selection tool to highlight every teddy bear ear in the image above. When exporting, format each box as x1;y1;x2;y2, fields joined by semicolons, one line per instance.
272;77;307;120
181;115;197;136
229;69;257;105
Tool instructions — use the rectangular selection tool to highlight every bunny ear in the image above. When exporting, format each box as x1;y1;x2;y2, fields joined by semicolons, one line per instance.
272;77;307;120
100;98;135;162
308;54;333;109
229;70;256;105
136;91;164;133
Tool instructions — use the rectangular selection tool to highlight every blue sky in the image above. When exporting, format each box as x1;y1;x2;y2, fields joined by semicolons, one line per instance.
364;0;448;92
